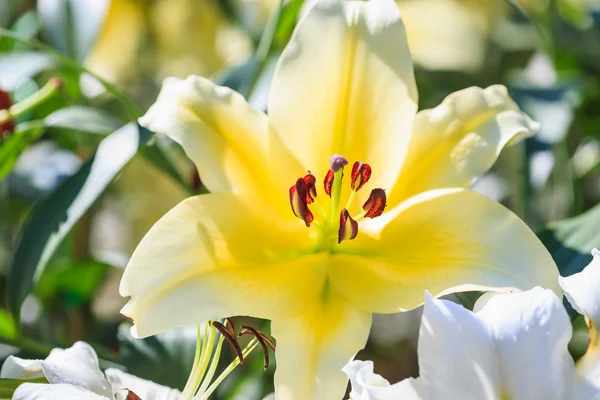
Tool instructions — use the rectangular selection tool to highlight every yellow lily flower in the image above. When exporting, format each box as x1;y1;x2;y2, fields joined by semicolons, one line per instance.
122;0;560;398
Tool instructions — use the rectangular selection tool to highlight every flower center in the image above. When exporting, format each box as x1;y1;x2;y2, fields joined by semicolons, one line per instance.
289;154;387;249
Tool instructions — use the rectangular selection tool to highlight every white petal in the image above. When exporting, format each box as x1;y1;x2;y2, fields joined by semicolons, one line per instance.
477;287;576;400
13;383;110;400
105;368;181;400
343;360;423;400
559;250;600;393
418;292;500;400
559;249;600;333
42;342;112;398
0;356;44;379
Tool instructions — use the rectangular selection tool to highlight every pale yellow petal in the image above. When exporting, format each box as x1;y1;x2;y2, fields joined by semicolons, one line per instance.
120;193;325;338
271;288;371;400
388;85;539;206
139;76;274;196
330;188;559;313
268;0;417;193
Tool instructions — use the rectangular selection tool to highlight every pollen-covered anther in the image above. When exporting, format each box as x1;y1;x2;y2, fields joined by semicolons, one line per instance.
303;172;317;204
363;188;387;218
338;208;359;244
350;161;372;191
289;177;314;227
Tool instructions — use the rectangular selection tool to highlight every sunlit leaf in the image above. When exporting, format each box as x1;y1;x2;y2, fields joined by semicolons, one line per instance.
538;202;600;277
118;323;197;391
44;106;121;134
0;309;17;339
7;123;153;322
0;122;46;180
0;52;54;91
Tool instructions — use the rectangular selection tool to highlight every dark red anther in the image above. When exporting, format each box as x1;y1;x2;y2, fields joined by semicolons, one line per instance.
0;89;14;137
289;178;314;227
126;390;142;400
303;173;317;204
363;189;387;218
324;170;334;197
338;208;358;244
350;162;372;191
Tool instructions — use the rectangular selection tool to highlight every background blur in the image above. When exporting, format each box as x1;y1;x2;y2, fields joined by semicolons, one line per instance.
1;0;600;398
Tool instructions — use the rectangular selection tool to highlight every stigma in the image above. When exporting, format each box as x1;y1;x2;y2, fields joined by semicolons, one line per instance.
288;155;387;244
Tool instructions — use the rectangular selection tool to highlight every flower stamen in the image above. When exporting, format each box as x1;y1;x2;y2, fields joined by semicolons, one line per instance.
213;320;244;363
288;155;386;246
363;189;387;218
239;325;276;370
338;209;359;243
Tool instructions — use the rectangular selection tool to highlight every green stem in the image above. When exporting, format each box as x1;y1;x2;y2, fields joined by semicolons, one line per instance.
0;28;143;120
243;0;285;98
197;338;260;400
181;323;211;400
0;78;62;124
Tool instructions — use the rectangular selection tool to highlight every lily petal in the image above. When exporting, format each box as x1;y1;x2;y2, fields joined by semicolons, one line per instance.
477;288;576;400
41;342;112;397
559;249;600;391
418;293;500;400
388;85;539;206
271;289;371;400
343;360;424;400
105;368;181;400
138;76;272;196
13;383;110;400
559;249;600;343
120;193;326;338
0;357;44;380
268;0;418;192
330;188;559;313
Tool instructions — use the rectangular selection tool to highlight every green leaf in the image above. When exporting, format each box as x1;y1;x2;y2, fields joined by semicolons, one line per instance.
0;122;46;180
0;378;47;398
44;106;121;134
118;323;197;391
7;123;153;322
0;309;16;339
0;52;54;91
36;260;109;306
537;203;600;277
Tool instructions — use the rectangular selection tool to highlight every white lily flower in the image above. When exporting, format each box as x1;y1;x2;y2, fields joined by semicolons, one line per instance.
559;249;600;398
1;341;180;400
346;250;600;400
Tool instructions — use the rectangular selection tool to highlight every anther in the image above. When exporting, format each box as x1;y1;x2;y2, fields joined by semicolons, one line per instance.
213;321;244;363
350;162;372;191
289;178;314;227
363;189;387;218
239;326;276;371
324;170;334;196
338;208;359;243
125;390;142;400
303;173;317;204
